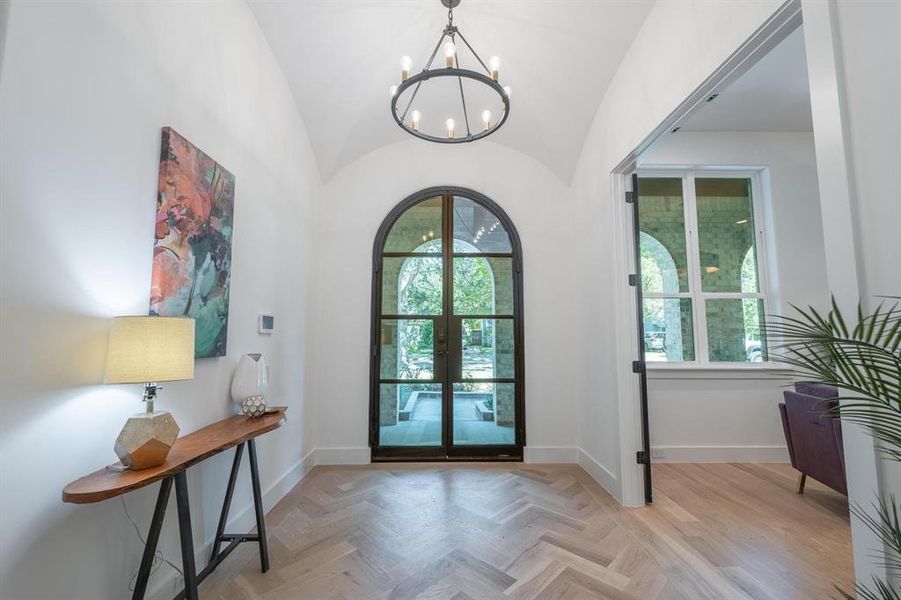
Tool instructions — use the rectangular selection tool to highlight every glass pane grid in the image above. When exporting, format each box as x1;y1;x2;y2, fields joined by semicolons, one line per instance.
637;173;771;367
376;192;522;453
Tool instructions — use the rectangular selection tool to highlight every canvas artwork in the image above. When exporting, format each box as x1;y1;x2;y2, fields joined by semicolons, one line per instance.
150;127;235;358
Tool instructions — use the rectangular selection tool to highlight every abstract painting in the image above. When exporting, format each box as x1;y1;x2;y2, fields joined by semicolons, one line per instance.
150;127;235;358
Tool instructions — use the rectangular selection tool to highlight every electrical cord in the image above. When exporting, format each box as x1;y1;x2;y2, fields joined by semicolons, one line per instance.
121;496;184;592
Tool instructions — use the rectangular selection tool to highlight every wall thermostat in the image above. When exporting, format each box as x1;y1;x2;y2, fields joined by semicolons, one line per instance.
258;314;275;335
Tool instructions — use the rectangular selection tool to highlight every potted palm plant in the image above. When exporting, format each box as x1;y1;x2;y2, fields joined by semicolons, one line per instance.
770;297;901;599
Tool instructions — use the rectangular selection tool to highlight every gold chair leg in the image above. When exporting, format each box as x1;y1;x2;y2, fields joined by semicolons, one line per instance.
796;472;807;494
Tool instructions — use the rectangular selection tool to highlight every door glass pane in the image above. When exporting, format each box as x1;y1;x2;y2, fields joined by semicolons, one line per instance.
643;298;695;362
461;318;514;379
384;196;442;252
452;383;515;445
380;320;434;379
453;257;513;315
453;196;512;253
706;298;767;362
638;178;689;293
695;178;758;293
382;256;442;315
379;383;442;446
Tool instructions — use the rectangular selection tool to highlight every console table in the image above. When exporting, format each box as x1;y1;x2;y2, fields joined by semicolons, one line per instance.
63;409;287;600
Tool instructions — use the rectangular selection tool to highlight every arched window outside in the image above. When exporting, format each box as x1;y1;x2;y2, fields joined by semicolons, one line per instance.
640;232;687;361
371;188;524;460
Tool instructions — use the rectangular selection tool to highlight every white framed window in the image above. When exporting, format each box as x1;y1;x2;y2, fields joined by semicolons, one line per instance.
636;169;771;366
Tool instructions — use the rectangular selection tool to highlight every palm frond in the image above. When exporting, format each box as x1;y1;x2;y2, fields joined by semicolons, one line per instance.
851;497;901;571
768;296;901;600
837;577;901;600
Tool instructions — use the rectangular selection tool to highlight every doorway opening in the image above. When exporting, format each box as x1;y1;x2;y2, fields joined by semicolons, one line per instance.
369;187;525;461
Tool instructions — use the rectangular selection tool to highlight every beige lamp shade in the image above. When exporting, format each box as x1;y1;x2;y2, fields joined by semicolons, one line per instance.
104;316;195;384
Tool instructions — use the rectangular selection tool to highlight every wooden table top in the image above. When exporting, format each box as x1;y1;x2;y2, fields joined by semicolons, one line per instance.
62;409;287;504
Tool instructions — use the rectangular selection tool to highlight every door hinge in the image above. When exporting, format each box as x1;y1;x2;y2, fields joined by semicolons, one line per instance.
372;344;377;357
636;450;650;465
374;259;381;273
632;360;645;374
625;191;637;204
628;274;638;287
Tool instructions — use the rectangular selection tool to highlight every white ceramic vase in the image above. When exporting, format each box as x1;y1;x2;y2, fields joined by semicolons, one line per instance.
231;353;268;403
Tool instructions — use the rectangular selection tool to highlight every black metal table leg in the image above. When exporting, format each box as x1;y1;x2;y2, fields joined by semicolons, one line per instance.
173;471;199;600
247;438;270;572
133;477;173;600
210;443;244;561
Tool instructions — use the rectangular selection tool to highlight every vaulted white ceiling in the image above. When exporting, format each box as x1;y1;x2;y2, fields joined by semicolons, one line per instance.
249;0;654;182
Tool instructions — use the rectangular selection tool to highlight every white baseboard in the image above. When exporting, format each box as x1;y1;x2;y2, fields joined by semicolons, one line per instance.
577;448;621;503
314;446;371;465
524;446;579;463
147;448;317;600
652;445;790;463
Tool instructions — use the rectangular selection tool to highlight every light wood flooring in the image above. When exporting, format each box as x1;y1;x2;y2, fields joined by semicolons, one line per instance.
201;462;853;599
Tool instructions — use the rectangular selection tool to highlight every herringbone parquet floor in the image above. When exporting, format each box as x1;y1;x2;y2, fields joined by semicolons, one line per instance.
201;462;853;599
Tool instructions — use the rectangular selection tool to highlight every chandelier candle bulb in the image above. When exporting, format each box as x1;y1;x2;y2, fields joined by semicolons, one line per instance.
401;55;412;81
481;109;491;131
489;56;501;80
444;41;456;68
446;118;455;139
411;110;421;131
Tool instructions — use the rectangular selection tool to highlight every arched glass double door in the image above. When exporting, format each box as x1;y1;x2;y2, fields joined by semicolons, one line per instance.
370;188;524;460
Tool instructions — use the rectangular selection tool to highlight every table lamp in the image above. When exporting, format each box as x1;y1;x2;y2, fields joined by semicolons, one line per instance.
104;316;195;470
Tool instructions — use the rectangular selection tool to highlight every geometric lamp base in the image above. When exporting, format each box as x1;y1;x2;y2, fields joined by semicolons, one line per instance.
114;412;180;470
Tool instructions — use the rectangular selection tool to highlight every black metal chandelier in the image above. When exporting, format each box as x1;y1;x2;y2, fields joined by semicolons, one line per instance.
389;0;511;144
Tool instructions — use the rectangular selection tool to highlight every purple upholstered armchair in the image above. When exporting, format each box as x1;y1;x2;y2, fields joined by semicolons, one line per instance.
779;382;847;495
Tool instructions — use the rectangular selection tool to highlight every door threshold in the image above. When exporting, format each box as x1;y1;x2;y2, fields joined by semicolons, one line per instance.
371;454;523;463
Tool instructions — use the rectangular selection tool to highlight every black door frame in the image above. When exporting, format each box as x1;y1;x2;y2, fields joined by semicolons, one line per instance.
369;186;525;461
628;174;653;503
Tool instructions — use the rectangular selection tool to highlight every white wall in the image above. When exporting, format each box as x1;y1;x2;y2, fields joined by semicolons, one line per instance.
831;2;901;313
0;2;319;599
569;0;785;504
314;140;576;460
638;131;828;462
802;0;901;585
835;0;901;585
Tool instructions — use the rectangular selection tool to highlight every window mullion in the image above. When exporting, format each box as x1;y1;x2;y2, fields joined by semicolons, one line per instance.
698;292;765;300
684;173;709;365
643;292;692;299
